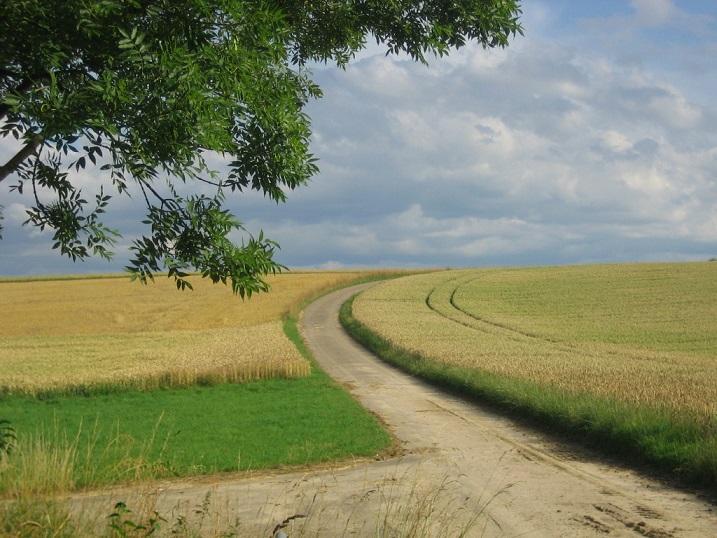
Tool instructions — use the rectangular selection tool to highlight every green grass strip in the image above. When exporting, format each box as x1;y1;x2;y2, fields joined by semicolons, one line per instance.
340;294;717;493
0;375;391;492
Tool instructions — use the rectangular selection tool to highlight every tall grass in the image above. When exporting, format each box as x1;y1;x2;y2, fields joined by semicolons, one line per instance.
0;425;77;498
0;499;83;537
0;415;180;498
0;463;491;537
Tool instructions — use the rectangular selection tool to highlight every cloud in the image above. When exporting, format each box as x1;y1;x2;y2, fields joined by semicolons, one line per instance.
306;17;713;260
204;18;717;270
4;203;30;226
630;0;676;26
2;3;717;276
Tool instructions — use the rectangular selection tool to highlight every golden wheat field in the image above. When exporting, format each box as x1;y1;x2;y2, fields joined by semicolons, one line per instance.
352;262;717;421
0;271;367;395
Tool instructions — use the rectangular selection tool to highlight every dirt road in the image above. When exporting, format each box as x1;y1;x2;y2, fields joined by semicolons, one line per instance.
74;283;717;536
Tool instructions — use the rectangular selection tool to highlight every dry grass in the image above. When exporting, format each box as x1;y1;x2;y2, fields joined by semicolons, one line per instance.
1;457;491;537
0;272;366;395
352;263;717;422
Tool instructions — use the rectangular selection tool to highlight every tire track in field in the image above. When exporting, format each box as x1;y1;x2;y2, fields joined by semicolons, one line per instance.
425;272;561;344
423;272;675;373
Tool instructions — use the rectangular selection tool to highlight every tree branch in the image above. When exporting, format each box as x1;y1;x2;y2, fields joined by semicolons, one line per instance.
0;134;44;183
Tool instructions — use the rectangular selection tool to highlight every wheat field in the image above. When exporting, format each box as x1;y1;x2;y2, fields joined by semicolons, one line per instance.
0;271;366;395
352;263;717;422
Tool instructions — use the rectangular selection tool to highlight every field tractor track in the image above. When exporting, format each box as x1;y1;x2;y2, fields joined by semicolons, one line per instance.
425;273;562;344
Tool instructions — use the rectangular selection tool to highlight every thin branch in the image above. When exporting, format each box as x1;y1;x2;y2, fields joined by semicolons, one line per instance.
0;134;44;183
140;178;167;205
196;175;221;188
137;180;152;208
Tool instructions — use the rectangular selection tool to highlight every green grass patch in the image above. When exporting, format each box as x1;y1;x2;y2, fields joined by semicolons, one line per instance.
0;374;390;493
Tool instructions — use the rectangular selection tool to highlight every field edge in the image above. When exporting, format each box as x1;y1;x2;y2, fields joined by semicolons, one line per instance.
338;287;717;496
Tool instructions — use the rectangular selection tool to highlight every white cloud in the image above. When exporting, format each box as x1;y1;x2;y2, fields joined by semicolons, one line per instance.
344;56;417;100
630;0;676;26
2;3;717;276
601;131;635;153
4;203;30;226
647;87;703;129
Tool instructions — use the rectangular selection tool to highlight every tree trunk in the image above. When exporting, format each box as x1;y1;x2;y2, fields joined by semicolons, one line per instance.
0;135;43;183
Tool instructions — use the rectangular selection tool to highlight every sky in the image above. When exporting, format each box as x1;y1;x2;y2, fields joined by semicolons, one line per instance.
1;0;716;276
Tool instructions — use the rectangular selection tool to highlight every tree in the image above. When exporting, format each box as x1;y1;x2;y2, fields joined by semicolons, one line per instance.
0;0;522;296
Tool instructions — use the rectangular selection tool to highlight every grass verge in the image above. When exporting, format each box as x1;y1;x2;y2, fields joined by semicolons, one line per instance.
0;375;392;494
340;294;717;493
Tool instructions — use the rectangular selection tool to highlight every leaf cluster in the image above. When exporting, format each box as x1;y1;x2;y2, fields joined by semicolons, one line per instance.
107;501;166;537
0;0;522;295
277;0;523;66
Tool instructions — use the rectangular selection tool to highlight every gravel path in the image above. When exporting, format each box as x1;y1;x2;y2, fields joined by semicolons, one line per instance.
71;283;717;537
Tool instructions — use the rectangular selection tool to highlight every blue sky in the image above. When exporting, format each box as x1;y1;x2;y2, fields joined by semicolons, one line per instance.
1;0;716;276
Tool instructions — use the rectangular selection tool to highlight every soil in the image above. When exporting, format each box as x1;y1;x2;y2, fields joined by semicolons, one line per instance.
69;283;717;537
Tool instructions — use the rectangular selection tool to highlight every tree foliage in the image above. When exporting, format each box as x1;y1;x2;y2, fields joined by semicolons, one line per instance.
0;0;522;295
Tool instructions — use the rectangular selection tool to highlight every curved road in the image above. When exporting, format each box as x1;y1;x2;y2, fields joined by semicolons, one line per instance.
74;283;716;536
298;283;717;537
